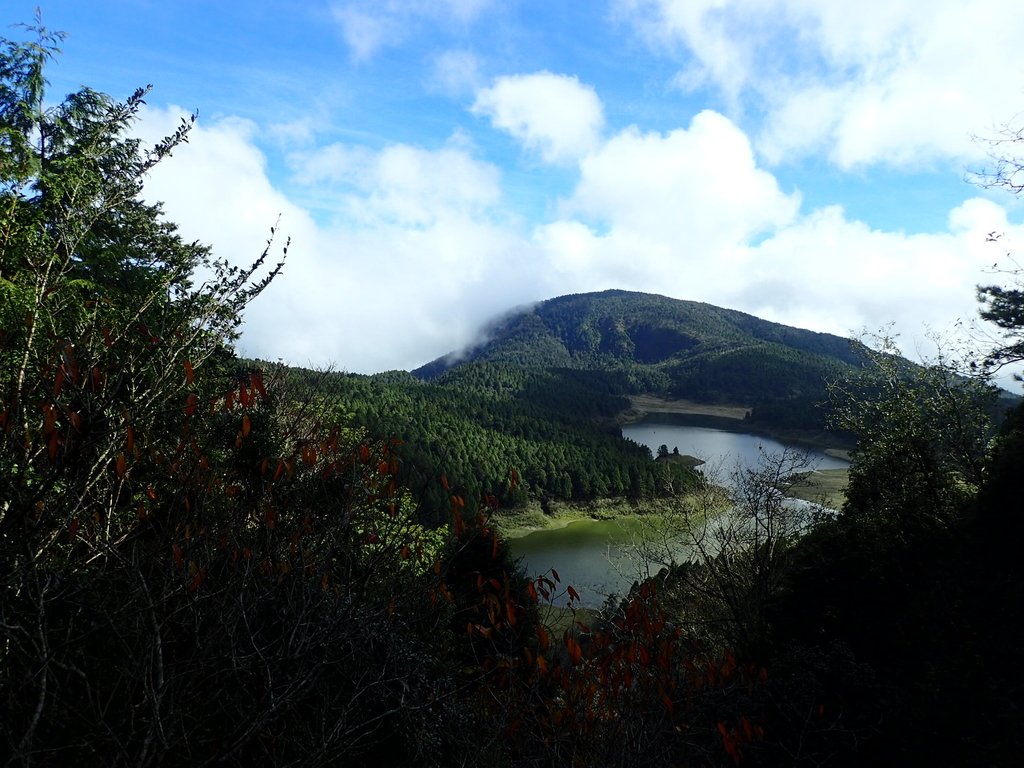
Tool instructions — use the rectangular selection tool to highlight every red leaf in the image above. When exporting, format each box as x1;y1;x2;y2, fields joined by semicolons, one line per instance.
115;453;126;478
567;584;580;602
550;568;560;583
184;393;198;417
301;444;317;466
183;360;194;386
564;635;582;664
660;690;674;714
241;414;251;437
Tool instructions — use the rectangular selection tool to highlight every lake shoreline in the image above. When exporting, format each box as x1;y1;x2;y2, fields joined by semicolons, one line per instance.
620;394;854;457
494;408;852;541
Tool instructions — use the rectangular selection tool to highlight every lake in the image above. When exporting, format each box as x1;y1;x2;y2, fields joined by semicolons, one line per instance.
509;420;849;608
621;421;850;472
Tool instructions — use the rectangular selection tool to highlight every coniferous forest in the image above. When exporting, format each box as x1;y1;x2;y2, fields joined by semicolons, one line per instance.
3;23;1024;767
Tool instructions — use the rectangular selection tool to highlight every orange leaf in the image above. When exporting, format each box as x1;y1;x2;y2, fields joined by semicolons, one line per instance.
183;360;194;386
126;426;135;454
241;414;251;437
116;453;127;478
537;625;550;651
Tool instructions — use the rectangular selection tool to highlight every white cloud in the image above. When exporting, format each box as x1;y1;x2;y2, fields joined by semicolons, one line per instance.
332;0;495;60
134;100;1021;380
289;140;503;226
138;106;543;372
430;49;483;97
332;6;399;61
564;111;799;245
473;72;605;164
617;0;1024;168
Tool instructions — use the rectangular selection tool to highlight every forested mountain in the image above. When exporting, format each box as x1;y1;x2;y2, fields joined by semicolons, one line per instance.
5;28;1024;767
274;362;699;525
270;292;867;523
415;290;862;427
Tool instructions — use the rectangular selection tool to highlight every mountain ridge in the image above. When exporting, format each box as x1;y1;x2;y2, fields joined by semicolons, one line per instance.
414;290;862;418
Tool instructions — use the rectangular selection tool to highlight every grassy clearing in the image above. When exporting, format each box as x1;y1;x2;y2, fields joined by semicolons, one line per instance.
623;394;751;422
787;468;848;510
491;498;671;540
491;493;726;541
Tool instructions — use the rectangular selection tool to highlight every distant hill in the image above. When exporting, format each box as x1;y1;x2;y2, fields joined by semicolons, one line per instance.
414;290;863;427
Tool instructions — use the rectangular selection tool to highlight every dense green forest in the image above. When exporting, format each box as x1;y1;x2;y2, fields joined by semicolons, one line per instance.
415;289;866;431
273;363;698;525
3;24;1024;767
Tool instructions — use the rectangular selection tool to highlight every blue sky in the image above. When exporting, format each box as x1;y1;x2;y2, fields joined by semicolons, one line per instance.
7;1;1024;378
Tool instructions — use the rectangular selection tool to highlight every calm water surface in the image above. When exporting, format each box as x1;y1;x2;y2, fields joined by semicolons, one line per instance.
509;421;849;608
621;422;849;471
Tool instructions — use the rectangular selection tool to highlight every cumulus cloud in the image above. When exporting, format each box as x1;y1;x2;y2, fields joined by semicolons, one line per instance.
528;110;799;297
137;106;544;372
617;0;1024;168
564;111;799;244
472;72;605;164
134;92;1019;379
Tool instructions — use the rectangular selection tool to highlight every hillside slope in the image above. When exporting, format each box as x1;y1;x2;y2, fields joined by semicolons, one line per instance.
415;290;862;425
